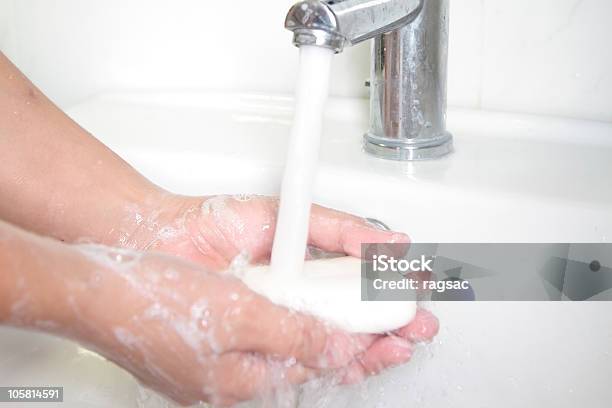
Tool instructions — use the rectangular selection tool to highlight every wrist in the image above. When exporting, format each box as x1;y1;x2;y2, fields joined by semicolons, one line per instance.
108;191;204;251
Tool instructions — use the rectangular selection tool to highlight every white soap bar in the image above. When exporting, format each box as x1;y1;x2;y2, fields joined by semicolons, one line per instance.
240;257;417;333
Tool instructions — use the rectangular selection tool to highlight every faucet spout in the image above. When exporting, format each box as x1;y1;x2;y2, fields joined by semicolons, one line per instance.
285;0;423;53
285;0;453;161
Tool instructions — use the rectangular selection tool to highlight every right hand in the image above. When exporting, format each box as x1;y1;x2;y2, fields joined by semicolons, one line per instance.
54;246;426;406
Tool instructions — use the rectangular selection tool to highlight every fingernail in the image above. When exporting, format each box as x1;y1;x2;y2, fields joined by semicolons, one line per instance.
358;226;409;243
361;225;410;244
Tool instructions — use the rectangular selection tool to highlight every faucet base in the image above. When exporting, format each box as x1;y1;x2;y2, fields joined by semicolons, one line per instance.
363;132;453;161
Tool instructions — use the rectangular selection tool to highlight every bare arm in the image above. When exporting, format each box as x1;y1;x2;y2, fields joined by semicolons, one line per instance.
0;52;163;245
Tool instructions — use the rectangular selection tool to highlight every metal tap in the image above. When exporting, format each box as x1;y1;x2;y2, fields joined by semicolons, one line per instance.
286;0;453;161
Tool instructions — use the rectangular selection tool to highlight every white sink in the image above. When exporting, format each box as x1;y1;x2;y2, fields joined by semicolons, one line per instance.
1;92;611;407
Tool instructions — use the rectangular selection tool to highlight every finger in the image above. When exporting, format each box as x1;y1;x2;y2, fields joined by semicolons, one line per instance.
213;353;318;403
308;205;410;257
394;308;439;343
340;336;413;385
236;295;374;369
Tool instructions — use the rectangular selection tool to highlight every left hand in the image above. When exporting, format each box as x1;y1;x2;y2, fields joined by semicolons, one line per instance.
121;194;411;271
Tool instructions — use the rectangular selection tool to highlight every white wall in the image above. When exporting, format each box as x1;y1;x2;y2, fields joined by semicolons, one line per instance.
1;0;611;122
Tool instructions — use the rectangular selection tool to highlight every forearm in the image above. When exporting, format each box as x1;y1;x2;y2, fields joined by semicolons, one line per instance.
0;220;126;353
0;220;70;327
0;52;165;245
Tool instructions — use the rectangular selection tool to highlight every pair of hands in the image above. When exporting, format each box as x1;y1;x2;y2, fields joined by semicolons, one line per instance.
63;194;437;406
0;52;437;406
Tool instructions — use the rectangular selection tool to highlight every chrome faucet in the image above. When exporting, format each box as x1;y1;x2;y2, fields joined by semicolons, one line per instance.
285;0;453;161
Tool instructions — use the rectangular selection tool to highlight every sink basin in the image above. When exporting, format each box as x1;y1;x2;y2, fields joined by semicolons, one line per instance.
1;92;611;407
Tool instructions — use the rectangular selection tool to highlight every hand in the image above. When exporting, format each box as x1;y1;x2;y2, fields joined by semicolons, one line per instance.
121;194;411;271
65;247;359;406
1;220;436;407
56;246;434;406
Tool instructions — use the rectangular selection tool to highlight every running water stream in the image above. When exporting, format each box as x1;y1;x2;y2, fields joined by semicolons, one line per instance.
269;45;335;278
245;44;415;334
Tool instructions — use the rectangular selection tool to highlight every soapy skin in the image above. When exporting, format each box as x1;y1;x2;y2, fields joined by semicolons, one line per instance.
0;219;438;406
0;51;439;405
0;222;377;405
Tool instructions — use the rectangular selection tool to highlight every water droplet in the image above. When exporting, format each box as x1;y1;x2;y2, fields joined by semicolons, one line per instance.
284;357;297;367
